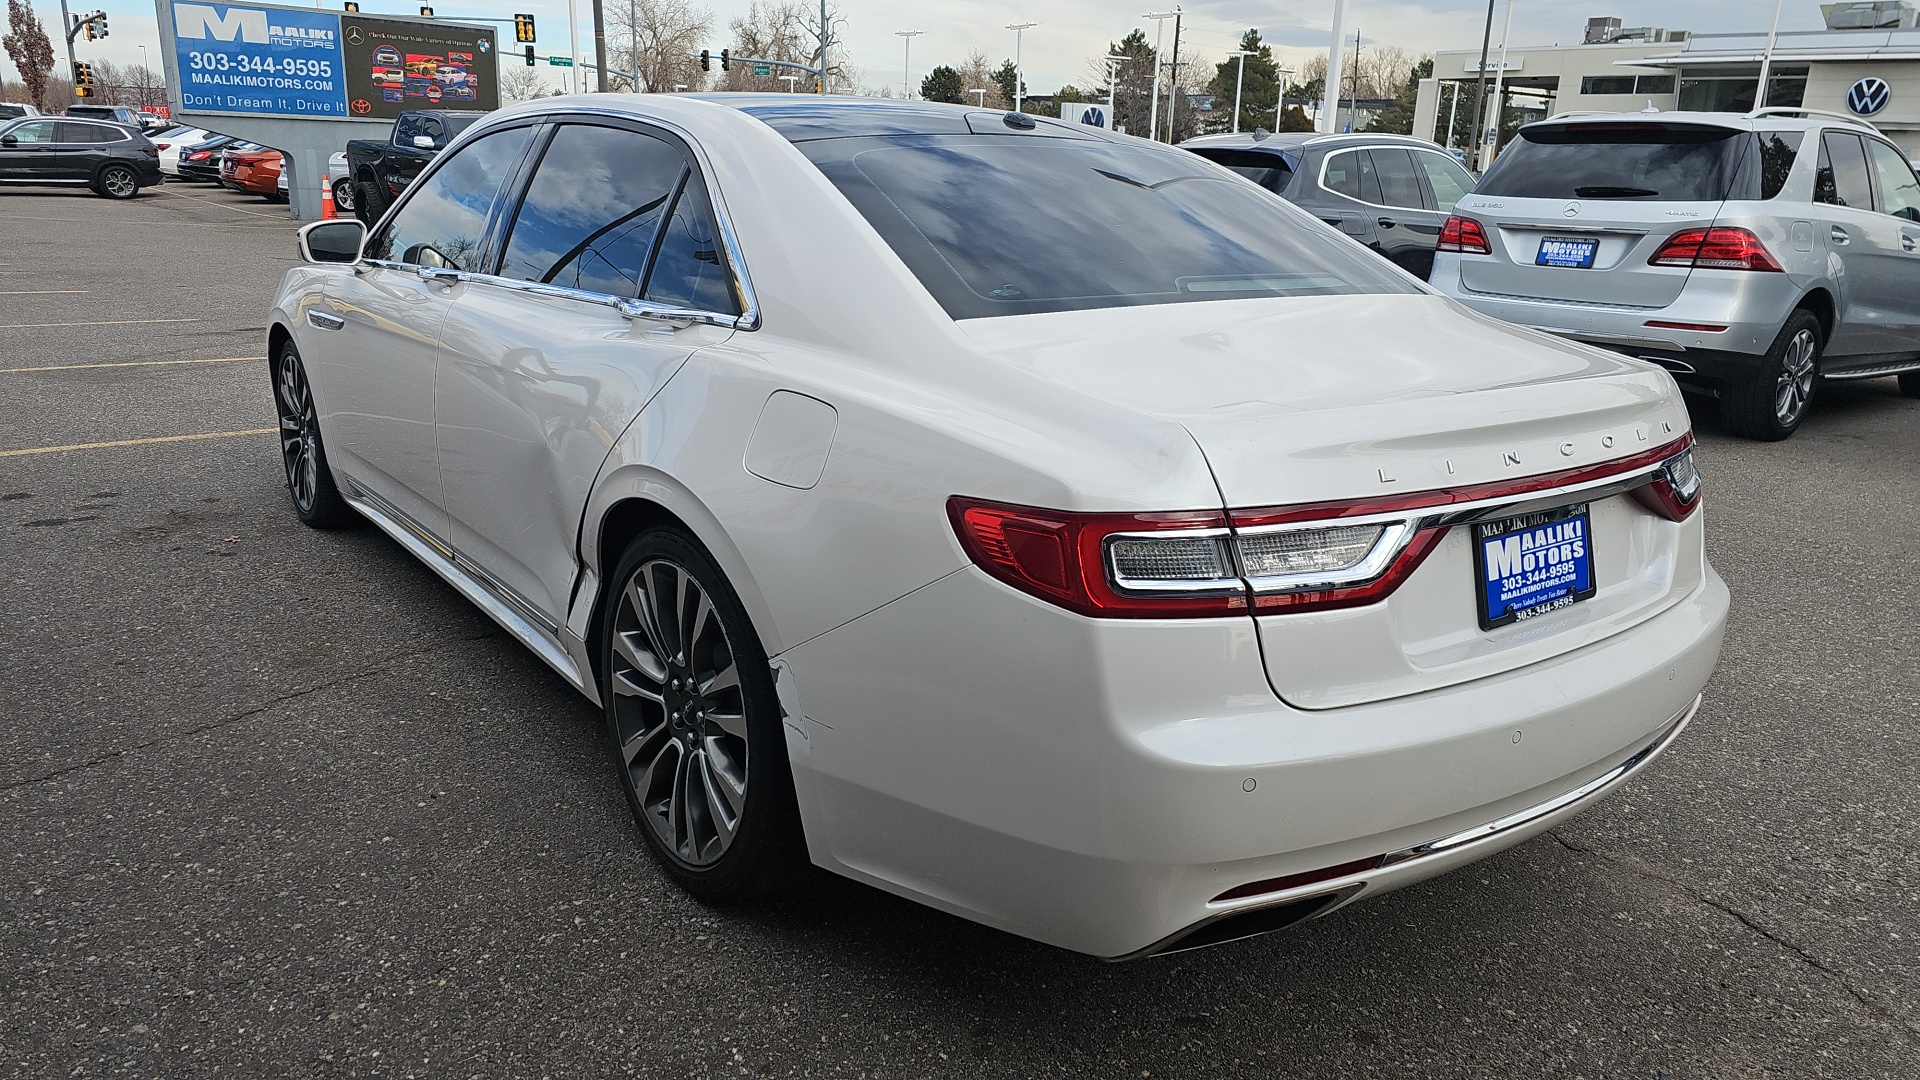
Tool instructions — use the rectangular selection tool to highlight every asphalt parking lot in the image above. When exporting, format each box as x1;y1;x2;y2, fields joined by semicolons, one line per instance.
2;182;1917;1079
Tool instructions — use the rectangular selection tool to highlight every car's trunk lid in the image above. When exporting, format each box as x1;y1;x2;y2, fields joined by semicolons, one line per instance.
957;294;1698;709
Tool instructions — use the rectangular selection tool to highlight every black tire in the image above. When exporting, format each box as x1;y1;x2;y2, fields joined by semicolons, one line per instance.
1723;309;1823;441
1899;371;1920;399
599;529;808;902
331;177;356;213
270;341;354;529
94;163;140;200
353;174;387;226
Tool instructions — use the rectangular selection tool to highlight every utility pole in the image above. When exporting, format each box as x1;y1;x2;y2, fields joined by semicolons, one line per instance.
1144;10;1175;142
1348;28;1361;133
593;0;608;91
1164;8;1182;142
59;0;79;103
628;0;640;92
569;0;581;92
818;0;829;92
896;29;923;99
1465;0;1495;169
1006;22;1037;113
1320;0;1348;133
1225;49;1251;134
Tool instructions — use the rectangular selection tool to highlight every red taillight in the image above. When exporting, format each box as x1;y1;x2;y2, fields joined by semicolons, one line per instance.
1648;227;1783;272
188;150;210;161
1437;215;1491;254
1629;445;1703;521
948;499;1245;618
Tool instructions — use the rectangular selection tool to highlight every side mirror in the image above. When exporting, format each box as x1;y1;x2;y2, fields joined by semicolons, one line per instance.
298;219;367;265
0;135;15;147
412;135;435;149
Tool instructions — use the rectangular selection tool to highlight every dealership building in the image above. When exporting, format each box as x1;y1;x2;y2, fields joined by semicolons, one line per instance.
1412;1;1920;158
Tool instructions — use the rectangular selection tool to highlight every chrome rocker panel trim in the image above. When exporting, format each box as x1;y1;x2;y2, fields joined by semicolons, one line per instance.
1119;694;1702;960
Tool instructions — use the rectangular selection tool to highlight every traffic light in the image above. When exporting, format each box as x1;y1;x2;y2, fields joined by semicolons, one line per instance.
74;61;92;86
698;49;709;72
719;49;729;72
513;14;535;43
523;45;535;67
95;14;107;38
84;19;95;40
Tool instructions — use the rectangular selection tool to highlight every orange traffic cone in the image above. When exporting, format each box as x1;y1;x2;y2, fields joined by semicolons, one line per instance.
320;180;336;220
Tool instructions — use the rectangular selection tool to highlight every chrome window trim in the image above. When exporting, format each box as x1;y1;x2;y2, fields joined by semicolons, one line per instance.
450;105;762;331
1316;146;1432;213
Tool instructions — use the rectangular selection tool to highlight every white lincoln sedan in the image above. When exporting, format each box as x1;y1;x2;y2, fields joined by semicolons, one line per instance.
273;95;1728;958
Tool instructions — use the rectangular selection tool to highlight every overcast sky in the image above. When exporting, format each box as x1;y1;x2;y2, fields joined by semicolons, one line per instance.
10;1;1834;99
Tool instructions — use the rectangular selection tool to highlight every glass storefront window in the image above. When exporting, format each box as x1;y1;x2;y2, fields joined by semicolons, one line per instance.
1677;67;1807;113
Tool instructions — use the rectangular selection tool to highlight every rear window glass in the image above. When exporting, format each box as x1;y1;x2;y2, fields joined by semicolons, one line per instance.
1186;148;1294;194
1478;123;1751;202
804;136;1417;319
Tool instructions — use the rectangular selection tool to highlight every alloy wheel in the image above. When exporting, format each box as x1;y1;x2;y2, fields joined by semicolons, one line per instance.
1774;328;1818;426
273;351;320;513
609;559;750;867
101;167;136;198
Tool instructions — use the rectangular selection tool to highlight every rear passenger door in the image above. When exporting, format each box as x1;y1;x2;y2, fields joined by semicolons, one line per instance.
1814;130;1908;360
1365;146;1447;277
1863;137;1920;355
434;118;741;625
57;121;119;180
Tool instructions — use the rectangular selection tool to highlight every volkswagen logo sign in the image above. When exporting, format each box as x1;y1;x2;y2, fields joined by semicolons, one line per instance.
1079;106;1107;128
1847;77;1891;117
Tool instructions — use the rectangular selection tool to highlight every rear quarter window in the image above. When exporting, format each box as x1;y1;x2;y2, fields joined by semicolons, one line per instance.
1186;148;1294;194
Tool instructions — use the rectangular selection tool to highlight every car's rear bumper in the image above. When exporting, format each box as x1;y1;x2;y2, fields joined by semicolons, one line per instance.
780;554;1729;958
1432;254;1807;376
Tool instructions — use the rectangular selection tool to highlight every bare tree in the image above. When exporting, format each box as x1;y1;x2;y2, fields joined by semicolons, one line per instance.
719;1;807;92
3;0;56;112
501;61;560;102
604;0;712;92
953;50;1008;110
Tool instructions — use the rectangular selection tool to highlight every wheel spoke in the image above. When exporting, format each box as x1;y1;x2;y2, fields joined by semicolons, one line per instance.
627;576;672;665
697;661;739;699
611;628;668;685
698;748;741;843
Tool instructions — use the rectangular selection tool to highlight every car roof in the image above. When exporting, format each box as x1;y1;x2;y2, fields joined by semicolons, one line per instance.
1180;131;1444;154
689;93;1104;142
1528;109;1882;135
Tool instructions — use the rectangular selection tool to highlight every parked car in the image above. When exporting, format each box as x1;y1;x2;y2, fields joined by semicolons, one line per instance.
64;104;145;129
344;108;485;224
1182;131;1480;278
0;103;41;120
1430;109;1920;440
176;135;241;183
275;96;1725;960
0;115;162;198
328;150;353;213
221;145;285;201
153;126;211;175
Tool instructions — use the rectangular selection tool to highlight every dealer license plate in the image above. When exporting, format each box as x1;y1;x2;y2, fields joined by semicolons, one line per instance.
1536;236;1598;269
1472;504;1596;630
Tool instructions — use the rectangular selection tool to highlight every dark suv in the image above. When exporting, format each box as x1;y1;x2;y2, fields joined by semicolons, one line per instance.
0;116;163;198
1182;131;1478;278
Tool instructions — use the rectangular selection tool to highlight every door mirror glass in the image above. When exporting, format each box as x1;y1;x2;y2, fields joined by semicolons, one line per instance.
413;135;436;149
298;220;367;264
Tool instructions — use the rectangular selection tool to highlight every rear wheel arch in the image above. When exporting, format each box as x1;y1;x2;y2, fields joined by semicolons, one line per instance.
1795;288;1836;345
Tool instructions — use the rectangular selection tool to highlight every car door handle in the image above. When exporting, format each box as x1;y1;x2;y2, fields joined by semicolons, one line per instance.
416;266;463;282
1903;234;1917;253
1378;217;1398;229
1831;225;1851;244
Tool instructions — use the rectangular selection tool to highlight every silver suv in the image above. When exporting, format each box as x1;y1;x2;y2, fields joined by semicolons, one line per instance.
1429;109;1920;440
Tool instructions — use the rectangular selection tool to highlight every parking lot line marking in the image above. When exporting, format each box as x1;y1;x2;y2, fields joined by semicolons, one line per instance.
157;188;288;220
0;428;276;458
0;355;265;374
0;290;89;295
0;318;199;329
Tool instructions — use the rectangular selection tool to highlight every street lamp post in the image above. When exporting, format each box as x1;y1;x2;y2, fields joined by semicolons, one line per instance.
896;29;924;100
1105;53;1127;116
969;88;988;107
1484;0;1515;165
1224;49;1251;133
138;44;148;108
1757;0;1786;110
1275;65;1295;130
780;75;800;92
1320;0;1349;133
1144;10;1177;142
1005;21;1037;112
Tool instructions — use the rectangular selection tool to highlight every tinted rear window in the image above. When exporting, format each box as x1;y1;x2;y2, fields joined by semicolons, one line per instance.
1186;148;1294;194
1478;123;1750;202
804;136;1415;319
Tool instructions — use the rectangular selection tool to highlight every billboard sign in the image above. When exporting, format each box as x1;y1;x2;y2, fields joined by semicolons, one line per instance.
165;1;496;120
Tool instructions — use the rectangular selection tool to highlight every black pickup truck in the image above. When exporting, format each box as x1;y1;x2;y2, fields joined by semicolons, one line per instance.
344;109;485;225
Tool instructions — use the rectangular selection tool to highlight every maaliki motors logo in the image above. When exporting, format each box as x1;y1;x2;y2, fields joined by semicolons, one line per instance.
173;3;337;49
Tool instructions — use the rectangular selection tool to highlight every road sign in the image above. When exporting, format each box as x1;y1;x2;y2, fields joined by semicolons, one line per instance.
163;1;498;121
548;56;572;67
752;63;770;77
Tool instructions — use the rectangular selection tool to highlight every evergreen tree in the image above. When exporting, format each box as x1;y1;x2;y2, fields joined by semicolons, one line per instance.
920;65;964;104
992;58;1019;108
1365;57;1432;135
1205;29;1280;134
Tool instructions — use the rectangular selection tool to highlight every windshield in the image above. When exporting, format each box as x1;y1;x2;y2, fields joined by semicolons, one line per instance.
1478;123;1750;202
803;135;1416;319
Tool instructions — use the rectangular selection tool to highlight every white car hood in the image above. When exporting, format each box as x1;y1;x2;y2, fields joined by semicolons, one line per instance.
954;294;1691;508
